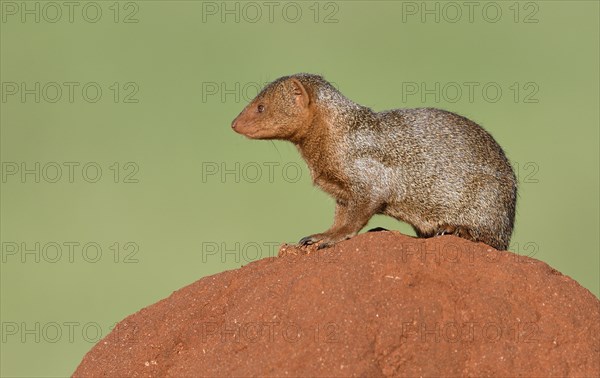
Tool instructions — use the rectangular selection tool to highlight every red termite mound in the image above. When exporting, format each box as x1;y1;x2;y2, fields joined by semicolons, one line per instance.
74;231;600;377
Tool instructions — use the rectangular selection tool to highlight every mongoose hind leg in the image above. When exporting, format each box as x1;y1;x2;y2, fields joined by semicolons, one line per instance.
434;224;476;242
433;225;507;250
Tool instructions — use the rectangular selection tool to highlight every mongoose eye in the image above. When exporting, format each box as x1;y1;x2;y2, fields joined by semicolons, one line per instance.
257;104;265;113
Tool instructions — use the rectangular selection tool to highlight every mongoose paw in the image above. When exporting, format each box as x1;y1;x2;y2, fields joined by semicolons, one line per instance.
434;225;474;240
298;234;324;246
435;224;456;237
316;232;355;249
300;232;355;249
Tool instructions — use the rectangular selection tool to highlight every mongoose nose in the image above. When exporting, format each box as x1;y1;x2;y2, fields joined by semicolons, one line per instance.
231;119;237;129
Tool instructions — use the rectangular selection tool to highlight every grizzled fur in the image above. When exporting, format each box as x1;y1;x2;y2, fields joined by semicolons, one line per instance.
231;73;517;250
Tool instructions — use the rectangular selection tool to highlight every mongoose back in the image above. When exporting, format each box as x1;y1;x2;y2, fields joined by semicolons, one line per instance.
231;73;517;250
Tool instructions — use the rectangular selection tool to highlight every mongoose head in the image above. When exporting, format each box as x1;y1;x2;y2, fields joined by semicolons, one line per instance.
231;76;312;142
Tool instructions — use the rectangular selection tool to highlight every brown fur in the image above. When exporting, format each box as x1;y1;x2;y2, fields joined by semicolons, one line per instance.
232;73;517;250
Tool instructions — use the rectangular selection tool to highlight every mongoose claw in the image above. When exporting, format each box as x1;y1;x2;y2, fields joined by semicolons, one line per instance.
298;236;313;246
299;233;339;249
298;234;322;246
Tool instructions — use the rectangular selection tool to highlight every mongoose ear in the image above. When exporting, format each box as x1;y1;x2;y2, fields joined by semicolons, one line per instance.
290;78;310;109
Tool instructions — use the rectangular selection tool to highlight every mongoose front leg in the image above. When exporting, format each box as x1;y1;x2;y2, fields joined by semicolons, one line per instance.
299;199;379;249
299;201;349;246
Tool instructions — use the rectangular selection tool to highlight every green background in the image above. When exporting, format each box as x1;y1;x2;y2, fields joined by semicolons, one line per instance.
1;0;598;376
